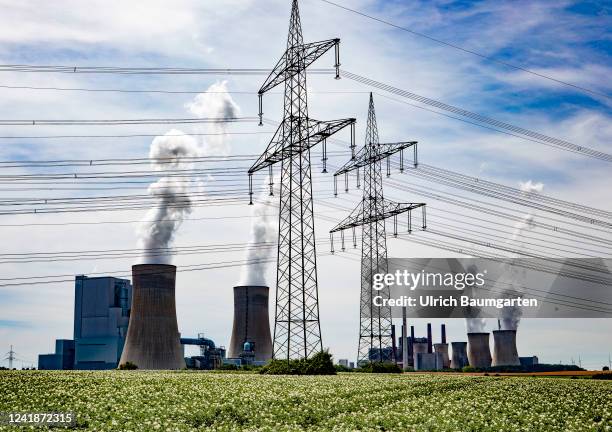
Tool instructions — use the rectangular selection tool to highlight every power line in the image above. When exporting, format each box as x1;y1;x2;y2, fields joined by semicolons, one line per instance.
0;65;334;75
340;71;612;162
0;131;273;140
0;83;369;95
0;117;257;126
319;0;610;100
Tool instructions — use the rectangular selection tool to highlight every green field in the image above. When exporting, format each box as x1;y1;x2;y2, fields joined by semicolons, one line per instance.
1;371;611;431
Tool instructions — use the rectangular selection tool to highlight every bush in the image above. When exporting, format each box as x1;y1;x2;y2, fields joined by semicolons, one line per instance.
334;364;353;372
603;366;610;371
357;362;402;374
259;351;336;375
462;366;477;373
592;373;612;380
118;362;138;370
219;363;239;371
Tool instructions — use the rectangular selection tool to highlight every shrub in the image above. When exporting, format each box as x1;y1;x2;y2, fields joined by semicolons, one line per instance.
462;366;477;373
357;362;402;374
219;363;239;371
118;362;138;370
592;373;612;380
259;351;336;375
603;366;610;371
334;364;352;372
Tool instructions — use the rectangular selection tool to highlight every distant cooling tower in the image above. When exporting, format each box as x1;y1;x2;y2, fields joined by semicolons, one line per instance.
412;338;428;367
434;343;450;369
492;330;520;366
228;286;273;362
119;264;185;370
450;342;468;369
467;332;492;368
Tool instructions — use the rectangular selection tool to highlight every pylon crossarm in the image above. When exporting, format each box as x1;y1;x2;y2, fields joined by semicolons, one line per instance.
334;141;418;176
330;199;424;233
258;38;339;95
249;117;355;174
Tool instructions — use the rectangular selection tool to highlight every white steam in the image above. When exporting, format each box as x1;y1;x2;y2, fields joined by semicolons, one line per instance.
464;264;487;333
500;180;545;330
519;180;544;193
466;318;487;333
137;130;200;264
186;80;240;156
137;82;241;264
238;177;277;286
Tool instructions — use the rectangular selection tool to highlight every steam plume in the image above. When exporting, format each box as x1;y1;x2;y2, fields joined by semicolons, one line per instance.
186;80;240;156
464;264;487;332
137;130;199;264
137;82;240;264
500;180;545;330
239;177;277;286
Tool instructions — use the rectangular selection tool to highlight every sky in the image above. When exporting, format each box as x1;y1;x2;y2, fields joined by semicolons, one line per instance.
0;0;610;369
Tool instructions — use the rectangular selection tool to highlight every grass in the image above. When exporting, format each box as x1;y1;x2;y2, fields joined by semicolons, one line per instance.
0;370;611;431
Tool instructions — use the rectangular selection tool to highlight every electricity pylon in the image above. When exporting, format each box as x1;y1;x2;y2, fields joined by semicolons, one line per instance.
248;0;355;360
330;94;425;364
4;345;16;369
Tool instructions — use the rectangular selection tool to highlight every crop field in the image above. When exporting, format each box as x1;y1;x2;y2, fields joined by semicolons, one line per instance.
0;371;611;431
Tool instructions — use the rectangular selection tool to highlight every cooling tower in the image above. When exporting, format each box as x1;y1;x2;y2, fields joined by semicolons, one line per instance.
450;342;468;369
228;286;273;362
492;329;520;366
434;343;450;369
119;264;185;370
412;338;428;367
467;332;492;368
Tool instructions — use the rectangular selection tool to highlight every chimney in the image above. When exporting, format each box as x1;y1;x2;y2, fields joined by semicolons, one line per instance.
441;324;446;344
119;264;185;370
427;323;432;353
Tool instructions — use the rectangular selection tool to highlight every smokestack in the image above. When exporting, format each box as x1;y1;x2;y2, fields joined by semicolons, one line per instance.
441;324;446;344
410;325;415;340
492;330;520;366
433;343;450;369
467;332;492;368
450;342;468;369
228;286;273;363
391;324;397;362
120;265;185;370
427;323;432;353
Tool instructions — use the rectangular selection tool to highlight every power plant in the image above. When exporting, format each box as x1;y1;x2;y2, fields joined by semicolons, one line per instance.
227;286;273;365
467;332;492;368
492;329;521;366
119;265;185;370
451;342;469;369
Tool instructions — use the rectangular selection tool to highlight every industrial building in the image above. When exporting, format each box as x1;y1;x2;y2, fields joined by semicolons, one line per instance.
38;339;74;370
74;275;132;369
38;275;132;370
39;269;228;371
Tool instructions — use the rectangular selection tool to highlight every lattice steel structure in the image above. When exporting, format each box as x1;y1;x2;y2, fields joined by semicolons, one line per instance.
248;0;355;360
330;94;425;364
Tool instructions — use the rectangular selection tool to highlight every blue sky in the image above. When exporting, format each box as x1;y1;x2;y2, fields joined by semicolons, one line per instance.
0;0;610;369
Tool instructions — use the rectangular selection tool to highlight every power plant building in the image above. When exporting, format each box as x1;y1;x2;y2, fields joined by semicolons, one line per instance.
73;275;132;369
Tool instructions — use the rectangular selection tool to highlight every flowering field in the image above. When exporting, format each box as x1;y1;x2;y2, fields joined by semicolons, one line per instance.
0;371;611;431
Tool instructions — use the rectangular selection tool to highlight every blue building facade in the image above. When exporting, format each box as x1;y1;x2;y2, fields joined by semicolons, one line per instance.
38;339;74;370
73;276;132;369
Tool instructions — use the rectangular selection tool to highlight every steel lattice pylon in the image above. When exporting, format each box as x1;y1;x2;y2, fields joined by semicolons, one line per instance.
331;94;425;364
249;0;355;360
